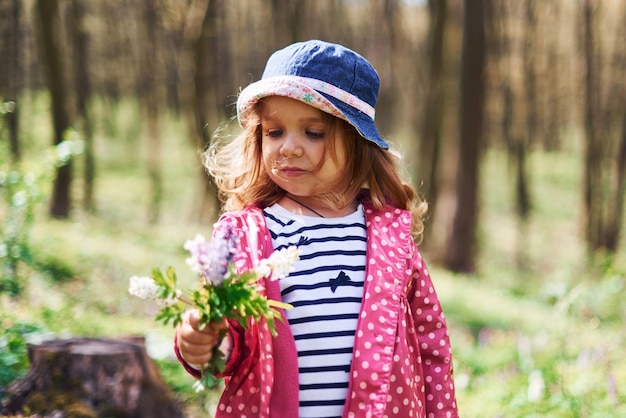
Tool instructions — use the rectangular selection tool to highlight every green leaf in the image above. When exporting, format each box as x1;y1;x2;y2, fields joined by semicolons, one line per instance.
155;302;186;326
199;371;221;389
151;267;165;284
165;266;178;288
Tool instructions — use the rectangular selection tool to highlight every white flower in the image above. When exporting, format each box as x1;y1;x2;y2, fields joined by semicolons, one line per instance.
255;260;271;279
128;276;159;300
527;369;545;402
128;276;181;306
256;245;301;280
56;141;72;162
192;380;205;392
11;190;27;207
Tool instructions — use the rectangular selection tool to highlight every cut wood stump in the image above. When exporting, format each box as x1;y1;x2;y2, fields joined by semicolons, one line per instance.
1;337;185;418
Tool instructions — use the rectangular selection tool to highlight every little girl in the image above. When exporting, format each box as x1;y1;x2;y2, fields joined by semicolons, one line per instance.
175;40;458;418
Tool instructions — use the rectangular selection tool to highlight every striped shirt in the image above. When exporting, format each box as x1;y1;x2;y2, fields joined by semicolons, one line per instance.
263;203;367;418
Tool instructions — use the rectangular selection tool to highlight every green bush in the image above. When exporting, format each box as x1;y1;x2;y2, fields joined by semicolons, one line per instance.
0;316;44;389
0;101;82;296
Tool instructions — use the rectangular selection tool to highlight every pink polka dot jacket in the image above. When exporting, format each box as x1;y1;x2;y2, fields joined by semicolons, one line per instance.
175;198;458;418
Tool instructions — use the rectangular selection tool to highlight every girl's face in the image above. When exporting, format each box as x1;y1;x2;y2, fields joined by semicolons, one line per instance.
260;96;347;199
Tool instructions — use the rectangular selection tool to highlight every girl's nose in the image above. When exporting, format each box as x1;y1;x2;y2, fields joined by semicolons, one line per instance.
280;134;303;157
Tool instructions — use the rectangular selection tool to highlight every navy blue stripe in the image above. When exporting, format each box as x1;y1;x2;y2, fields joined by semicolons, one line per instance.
271;236;366;252
300;399;346;407
288;313;359;325
286;264;365;279
282;280;363;295
273;234;367;245
271;222;365;238
299;364;351;374
298;347;354;357
287;297;362;307
262;210;295;228
298;249;366;260
300;382;349;391
294;330;355;341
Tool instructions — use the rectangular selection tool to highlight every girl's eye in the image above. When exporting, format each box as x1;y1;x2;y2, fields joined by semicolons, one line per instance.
306;130;325;139
266;129;283;138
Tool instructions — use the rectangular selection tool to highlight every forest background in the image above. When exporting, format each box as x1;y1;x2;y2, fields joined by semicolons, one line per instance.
1;0;625;417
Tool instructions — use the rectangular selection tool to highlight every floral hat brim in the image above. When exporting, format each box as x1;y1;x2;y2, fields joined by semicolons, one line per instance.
237;75;348;126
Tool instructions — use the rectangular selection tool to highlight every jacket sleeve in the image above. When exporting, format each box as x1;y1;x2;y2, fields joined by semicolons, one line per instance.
409;247;459;417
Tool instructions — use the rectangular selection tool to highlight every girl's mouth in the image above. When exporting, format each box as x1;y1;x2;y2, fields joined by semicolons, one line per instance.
271;162;306;177
280;166;305;176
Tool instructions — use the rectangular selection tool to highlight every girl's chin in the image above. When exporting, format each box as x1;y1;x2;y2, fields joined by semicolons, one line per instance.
273;182;314;197
281;189;315;197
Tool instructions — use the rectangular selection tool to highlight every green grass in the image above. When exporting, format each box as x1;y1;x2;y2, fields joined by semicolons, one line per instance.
452;146;626;417
2;95;625;417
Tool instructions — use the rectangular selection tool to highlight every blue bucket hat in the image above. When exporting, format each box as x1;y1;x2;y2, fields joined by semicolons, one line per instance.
237;40;389;149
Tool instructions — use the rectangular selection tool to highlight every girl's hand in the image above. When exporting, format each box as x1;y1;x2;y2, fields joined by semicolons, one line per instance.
176;309;227;367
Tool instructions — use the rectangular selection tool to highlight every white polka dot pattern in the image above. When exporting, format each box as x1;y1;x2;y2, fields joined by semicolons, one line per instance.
196;202;458;418
343;206;458;417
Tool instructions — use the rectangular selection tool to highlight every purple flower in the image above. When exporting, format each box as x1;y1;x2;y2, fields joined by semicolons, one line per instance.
184;224;240;286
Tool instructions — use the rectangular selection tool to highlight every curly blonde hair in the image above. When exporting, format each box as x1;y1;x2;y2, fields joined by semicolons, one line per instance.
203;102;427;241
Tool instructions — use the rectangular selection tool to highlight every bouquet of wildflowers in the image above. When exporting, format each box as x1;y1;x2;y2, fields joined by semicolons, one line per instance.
129;223;298;388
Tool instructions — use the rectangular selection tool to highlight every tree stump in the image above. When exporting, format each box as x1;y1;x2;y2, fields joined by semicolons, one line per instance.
1;337;185;418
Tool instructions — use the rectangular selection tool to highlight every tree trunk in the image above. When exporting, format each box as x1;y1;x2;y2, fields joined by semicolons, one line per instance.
600;6;626;253
270;0;302;47
543;1;562;151
524;0;538;149
4;0;22;163
517;0;534;219
581;0;626;257
194;0;222;223
1;337;185;418
70;0;95;213
35;0;73;219
139;0;163;224
443;0;486;273
605;109;626;251
419;0;447;244
366;0;397;137
582;0;604;254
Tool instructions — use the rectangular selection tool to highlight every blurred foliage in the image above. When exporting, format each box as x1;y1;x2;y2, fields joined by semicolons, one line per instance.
0;315;43;390
0;103;82;295
153;358;220;413
439;263;626;417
